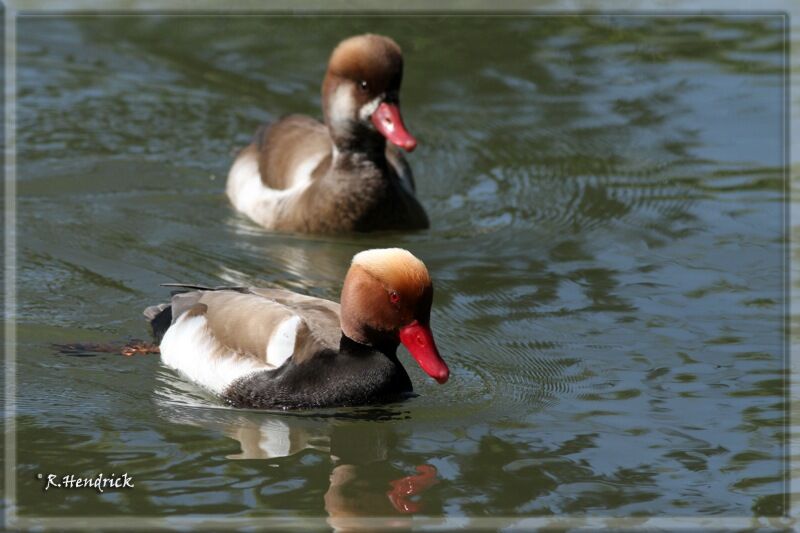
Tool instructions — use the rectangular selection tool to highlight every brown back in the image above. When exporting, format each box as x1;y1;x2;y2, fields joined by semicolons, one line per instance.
255;115;332;190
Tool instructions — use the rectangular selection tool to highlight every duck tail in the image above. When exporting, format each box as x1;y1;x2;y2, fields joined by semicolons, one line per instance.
143;303;172;344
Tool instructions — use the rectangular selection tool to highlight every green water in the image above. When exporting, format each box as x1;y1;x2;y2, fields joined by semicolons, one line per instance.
10;14;789;527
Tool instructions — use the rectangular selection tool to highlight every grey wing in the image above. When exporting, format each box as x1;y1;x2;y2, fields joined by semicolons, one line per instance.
248;287;341;312
247;287;342;355
145;285;341;365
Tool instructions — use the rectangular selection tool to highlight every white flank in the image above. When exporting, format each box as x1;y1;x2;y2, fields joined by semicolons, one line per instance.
266;315;302;368
226;149;321;229
160;314;267;394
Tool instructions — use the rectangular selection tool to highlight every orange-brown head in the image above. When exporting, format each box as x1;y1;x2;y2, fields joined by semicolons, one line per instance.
340;248;448;384
322;34;417;152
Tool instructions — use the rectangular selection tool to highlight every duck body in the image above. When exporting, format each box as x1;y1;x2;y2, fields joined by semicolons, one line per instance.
226;34;429;233
146;249;448;410
227;115;428;233
225;335;414;410
148;286;412;409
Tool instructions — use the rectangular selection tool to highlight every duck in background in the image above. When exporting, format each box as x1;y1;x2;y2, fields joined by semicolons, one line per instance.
145;248;449;410
227;34;429;233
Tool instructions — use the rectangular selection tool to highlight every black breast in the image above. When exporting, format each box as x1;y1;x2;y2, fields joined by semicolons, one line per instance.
222;338;413;410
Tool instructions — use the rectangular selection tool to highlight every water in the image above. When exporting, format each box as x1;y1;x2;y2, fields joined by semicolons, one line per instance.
10;14;789;526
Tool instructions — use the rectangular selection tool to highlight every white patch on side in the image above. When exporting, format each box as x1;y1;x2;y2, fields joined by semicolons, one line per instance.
358;96;382;122
286;156;322;189
160;314;267;394
266;315;302;368
226;148;319;229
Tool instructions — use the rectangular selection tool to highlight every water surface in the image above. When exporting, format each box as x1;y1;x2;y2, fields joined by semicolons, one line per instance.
11;14;789;526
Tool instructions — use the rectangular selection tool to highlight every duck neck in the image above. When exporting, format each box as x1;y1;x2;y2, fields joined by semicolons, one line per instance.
329;122;388;168
339;332;399;359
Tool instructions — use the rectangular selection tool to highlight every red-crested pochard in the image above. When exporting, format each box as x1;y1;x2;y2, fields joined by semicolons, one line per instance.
226;34;429;233
145;248;449;409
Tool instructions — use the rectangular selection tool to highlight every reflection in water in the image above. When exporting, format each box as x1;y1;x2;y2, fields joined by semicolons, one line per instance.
154;372;440;528
385;465;439;514
223;217;351;287
324;424;440;530
324;463;439;531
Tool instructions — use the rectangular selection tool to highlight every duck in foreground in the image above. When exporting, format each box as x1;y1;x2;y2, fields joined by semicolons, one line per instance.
145;249;449;409
226;34;429;233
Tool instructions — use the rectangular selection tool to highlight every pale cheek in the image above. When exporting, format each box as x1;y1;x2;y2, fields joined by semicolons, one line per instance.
328;85;355;126
358;96;382;122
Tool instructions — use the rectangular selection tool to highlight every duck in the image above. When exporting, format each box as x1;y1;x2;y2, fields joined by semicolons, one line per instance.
144;248;449;409
226;34;429;233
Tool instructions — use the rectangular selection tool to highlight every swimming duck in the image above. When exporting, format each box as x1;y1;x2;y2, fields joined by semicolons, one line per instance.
226;34;429;233
145;248;449;409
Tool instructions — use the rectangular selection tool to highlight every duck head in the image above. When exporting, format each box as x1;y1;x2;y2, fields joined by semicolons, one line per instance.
322;34;417;154
340;248;448;384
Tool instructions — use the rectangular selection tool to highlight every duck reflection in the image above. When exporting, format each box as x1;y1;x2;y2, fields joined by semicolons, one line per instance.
324;423;440;526
223;217;359;292
225;415;330;460
154;381;439;527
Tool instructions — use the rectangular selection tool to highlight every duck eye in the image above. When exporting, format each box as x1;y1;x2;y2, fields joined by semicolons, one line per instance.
389;291;400;304
358;80;368;91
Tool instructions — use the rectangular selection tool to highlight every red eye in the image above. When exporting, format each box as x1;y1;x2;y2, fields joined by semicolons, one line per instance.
390;291;400;304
